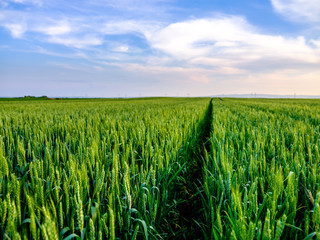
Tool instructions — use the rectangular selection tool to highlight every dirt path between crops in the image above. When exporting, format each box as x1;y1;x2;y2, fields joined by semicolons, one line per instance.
175;99;213;239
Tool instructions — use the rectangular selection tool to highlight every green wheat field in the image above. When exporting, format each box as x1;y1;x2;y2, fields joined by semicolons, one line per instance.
0;97;320;239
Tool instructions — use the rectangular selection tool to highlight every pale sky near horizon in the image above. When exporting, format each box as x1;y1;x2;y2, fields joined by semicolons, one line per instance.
0;0;320;97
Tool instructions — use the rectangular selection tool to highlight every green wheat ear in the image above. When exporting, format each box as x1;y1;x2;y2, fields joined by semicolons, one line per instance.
76;198;84;232
109;207;115;240
89;218;95;240
1;199;8;226
313;192;320;233
26;194;37;240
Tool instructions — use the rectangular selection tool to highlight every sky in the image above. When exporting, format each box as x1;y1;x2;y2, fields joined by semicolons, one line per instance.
0;0;320;97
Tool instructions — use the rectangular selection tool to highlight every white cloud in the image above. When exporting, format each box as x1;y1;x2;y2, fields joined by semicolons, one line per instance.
0;8;156;49
48;35;103;48
113;45;129;52
147;16;320;70
311;39;320;48
3;23;26;37
0;11;32;38
3;0;42;6
271;0;320;23
36;22;71;36
27;46;89;59
100;20;161;37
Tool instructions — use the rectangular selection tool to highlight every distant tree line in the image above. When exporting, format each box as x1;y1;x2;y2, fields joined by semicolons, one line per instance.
24;95;48;99
23;96;62;100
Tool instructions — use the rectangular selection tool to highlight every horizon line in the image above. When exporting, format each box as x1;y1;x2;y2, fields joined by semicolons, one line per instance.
1;94;320;99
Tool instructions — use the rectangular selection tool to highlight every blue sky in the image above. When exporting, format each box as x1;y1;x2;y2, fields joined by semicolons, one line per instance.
0;0;319;97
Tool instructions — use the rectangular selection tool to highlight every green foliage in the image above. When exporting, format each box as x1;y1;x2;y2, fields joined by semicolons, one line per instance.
1;97;320;239
201;98;320;240
0;97;209;239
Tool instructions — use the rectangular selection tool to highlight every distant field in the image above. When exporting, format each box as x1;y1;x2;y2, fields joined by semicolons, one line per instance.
0;98;319;239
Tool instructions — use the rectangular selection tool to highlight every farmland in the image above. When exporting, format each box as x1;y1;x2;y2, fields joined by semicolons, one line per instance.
202;98;320;240
0;98;320;239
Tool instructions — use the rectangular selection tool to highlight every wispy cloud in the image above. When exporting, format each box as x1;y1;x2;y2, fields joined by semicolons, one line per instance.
35;21;72;36
112;45;129;53
48;35;103;48
271;0;320;23
100;20;161;37
2;23;26;37
15;0;42;5
0;6;159;48
1;0;42;7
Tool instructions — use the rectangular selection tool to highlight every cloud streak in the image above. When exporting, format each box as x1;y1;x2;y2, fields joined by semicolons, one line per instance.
271;0;320;23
